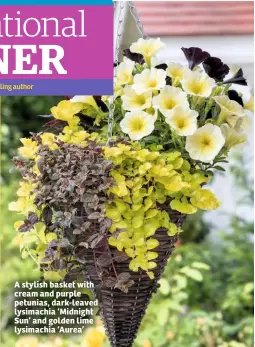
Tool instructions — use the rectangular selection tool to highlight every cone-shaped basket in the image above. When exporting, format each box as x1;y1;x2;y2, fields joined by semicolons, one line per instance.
83;208;186;347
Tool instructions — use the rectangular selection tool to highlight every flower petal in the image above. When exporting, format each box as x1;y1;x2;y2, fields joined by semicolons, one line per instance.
181;47;210;70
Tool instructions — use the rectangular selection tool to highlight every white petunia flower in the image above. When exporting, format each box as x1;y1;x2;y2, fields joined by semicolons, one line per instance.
214;95;246;126
121;86;152;111
167;62;189;80
220;118;247;150
240;114;252;133
120;110;155;141
165;105;198;136
185;123;225;163
182;70;216;97
243;93;254;112
151;56;165;68
130;38;165;64
70;95;86;103
114;83;124;98
132;68;166;95
152;85;189;116
70;96;98;109
115;58;135;86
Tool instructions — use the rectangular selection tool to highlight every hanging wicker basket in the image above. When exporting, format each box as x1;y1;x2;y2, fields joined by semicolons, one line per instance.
82;208;186;347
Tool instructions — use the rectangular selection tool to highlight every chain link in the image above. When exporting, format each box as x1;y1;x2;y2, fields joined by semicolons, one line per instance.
106;2;126;144
114;1;126;64
128;1;148;39
107;1;149;144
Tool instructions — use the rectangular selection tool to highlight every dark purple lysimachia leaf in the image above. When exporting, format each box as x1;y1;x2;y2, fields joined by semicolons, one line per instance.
115;272;135;293
13;138;137;292
113;250;129;263
18;212;38;232
181;47;210;70
96;253;112;267
42;206;53;225
103;276;117;288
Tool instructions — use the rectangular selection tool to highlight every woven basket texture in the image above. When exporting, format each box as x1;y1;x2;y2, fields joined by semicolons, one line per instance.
83;208;186;347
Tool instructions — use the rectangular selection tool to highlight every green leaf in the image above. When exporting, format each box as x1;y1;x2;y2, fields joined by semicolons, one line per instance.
167;300;184;313
144;219;160;237
158;278;170;295
146;238;159;250
145;209;158;219
173;274;188;289
244;282;254;294
157;305;169;326
213;166;226;172
144;197;153;211
35;222;47;243
21;248;29;259
191;261;210;270
206;170;214;177
217;160;228;163
46;232;57;243
44;271;62;281
180;267;203;282
132;215;143;228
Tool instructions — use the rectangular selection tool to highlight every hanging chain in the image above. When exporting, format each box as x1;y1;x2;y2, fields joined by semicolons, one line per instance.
114;1;126;64
106;1;125;144
128;1;148;39
106;1;148;144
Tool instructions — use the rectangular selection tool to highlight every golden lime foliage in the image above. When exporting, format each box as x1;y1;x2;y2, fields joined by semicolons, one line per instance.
17;99;97;161
40;132;58;150
50;100;83;125
190;189;221;210
18;138;38;159
104;143;220;278
8;181;37;215
58;125;91;147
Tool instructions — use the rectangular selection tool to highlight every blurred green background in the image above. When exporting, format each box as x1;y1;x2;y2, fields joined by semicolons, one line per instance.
1;96;253;347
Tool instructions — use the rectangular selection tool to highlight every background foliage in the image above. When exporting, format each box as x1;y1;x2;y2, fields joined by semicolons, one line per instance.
1;96;253;347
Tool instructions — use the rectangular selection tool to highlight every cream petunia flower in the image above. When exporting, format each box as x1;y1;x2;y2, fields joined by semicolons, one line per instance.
240;114;252;133
151;56;164;67
115;58;135;86
185;123;225;163
132;68;166;95
121;86;152;111
152;85;189;116
130;38;165;64
120;110;155;140
220;118;247;150
214;95;245;126
182;70;215;97
165;105;198;136
70;95;99;109
114;83;124;98
243;94;254;112
167;62;189;80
